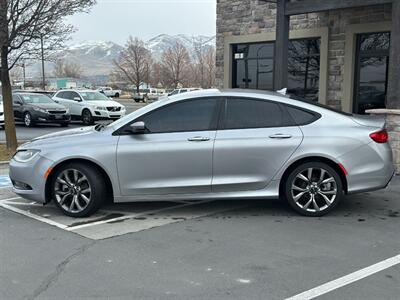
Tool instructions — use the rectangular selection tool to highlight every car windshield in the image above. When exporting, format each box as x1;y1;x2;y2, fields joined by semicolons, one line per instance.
20;94;54;104
80;91;110;101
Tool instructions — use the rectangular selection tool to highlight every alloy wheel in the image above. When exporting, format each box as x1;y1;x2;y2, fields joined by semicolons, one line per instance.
54;168;92;214
24;113;31;126
291;167;337;213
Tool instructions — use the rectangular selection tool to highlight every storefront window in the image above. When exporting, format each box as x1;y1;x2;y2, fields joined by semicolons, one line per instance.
354;32;390;114
232;43;274;90
288;38;321;102
232;38;321;102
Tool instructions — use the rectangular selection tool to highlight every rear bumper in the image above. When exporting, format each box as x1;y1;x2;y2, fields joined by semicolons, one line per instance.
339;142;395;194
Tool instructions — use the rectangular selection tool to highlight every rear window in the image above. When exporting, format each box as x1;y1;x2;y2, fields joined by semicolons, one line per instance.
289;95;353;117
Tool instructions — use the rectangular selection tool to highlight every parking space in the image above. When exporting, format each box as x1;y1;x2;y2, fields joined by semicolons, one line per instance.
0;189;247;240
1;175;399;299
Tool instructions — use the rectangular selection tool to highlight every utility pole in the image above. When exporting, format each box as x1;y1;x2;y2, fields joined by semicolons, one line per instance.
41;34;45;90
22;62;26;89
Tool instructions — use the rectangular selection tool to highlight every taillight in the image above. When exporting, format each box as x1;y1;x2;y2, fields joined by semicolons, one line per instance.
370;129;389;143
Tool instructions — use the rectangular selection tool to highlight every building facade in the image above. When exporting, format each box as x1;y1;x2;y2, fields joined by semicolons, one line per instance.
216;0;400;172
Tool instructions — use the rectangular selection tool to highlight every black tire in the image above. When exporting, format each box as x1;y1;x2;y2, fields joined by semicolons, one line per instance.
134;99;140;103
60;122;69;127
82;109;94;125
115;93;120;98
24;112;34;127
283;162;344;217
51;163;106;217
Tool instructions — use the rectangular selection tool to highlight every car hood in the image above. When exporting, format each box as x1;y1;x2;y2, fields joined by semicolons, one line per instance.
30;103;67;110
29;126;95;143
86;100;124;107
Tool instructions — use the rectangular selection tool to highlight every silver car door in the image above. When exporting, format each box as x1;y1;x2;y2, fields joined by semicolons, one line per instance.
116;97;220;196
212;97;303;192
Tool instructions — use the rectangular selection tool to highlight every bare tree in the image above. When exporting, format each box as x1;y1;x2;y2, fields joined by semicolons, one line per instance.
161;42;191;89
204;46;216;88
113;37;152;94
53;59;83;78
0;0;96;151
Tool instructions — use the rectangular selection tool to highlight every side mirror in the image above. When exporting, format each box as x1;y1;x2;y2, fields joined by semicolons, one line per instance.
73;97;82;102
129;121;146;134
15;101;23;106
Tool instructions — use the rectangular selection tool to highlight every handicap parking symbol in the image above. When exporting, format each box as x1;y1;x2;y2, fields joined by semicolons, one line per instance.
0;175;12;188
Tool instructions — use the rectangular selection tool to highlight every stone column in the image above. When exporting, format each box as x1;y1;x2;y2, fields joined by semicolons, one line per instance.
366;109;400;174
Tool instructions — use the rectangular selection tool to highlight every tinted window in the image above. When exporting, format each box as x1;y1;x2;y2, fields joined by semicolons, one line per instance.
224;98;284;129
140;98;218;133
285;105;317;125
57;91;67;99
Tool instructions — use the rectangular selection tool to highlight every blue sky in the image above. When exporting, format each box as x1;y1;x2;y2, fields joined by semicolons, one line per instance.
67;0;216;44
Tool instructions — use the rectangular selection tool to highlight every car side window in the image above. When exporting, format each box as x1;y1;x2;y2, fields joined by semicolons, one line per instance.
70;92;80;101
12;95;22;105
224;98;286;130
285;105;319;125
139;98;218;133
57;91;68;99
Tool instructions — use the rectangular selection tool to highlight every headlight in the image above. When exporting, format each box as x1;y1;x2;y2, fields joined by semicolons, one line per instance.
65;108;70;114
95;106;107;111
33;107;47;113
121;106;126;110
13;149;41;163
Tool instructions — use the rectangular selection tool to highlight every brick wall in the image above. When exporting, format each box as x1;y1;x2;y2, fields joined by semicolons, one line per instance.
216;0;392;110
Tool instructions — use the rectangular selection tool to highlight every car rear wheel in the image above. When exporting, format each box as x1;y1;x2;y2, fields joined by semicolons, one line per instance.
284;162;344;217
82;109;94;125
115;93;120;98
52;163;106;217
24;112;34;127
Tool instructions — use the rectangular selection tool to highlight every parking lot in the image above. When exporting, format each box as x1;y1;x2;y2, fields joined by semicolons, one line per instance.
0;98;146;142
1;165;399;299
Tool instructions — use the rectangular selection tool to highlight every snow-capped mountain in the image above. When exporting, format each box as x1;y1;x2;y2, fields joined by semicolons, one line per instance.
25;34;215;78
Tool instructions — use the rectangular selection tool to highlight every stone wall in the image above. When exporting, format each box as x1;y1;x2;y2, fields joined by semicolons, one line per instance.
216;0;392;110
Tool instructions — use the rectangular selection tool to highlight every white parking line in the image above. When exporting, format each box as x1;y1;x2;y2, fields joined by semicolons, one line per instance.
285;254;400;300
0;200;68;230
65;200;214;231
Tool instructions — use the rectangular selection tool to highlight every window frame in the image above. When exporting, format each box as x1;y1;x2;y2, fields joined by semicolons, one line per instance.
218;97;298;131
113;97;225;136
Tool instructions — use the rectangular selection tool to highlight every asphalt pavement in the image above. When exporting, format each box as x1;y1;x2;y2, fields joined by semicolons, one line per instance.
0;98;147;142
0;173;399;299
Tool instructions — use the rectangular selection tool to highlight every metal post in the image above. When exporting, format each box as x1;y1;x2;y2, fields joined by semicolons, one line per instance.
41;34;45;90
274;0;290;90
22;62;25;89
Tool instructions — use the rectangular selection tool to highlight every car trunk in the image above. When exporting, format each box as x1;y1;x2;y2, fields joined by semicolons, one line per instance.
351;114;386;129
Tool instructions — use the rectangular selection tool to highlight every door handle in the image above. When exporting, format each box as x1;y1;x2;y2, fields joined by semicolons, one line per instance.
269;134;292;139
188;136;210;142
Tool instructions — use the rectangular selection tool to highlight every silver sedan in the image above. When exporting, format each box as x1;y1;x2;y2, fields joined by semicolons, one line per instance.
9;89;395;217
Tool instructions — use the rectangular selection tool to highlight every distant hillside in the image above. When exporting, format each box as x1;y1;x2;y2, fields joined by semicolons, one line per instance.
25;34;215;79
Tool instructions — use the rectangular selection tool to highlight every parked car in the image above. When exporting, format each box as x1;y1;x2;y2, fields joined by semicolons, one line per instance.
132;88;159;103
9;89;395;218
98;87;121;98
12;90;56;97
12;93;71;127
168;88;200;96
0;96;4;128
52;89;126;125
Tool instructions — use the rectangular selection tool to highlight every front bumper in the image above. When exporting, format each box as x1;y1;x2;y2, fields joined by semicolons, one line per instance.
93;109;126;120
32;111;71;123
9;155;54;203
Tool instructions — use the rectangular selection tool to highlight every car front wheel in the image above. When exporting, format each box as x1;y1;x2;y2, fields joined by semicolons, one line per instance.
24;112;34;127
51;163;106;217
284;162;344;217
82;109;94;125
